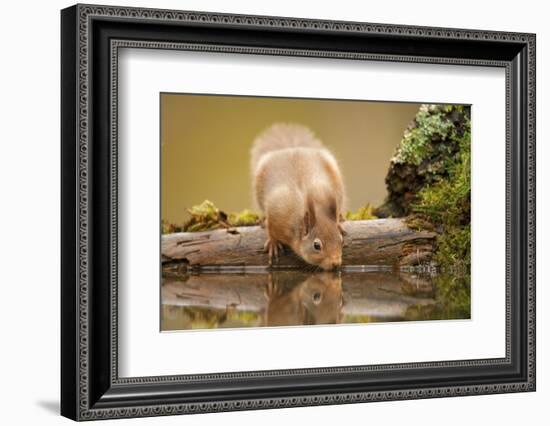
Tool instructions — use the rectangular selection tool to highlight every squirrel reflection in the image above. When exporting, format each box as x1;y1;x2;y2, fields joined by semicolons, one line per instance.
264;272;344;326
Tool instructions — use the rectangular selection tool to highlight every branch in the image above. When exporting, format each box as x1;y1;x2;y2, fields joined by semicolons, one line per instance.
162;218;436;270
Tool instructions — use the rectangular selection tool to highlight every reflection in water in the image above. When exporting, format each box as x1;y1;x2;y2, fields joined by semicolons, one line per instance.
266;272;344;326
161;270;470;331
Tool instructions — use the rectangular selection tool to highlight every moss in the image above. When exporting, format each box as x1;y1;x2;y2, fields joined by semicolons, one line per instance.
404;213;435;232
376;104;471;270
228;209;261;227
165;201;380;234
345;204;378;221
161;220;184;234
182;200;228;232
432;226;471;271
162;200;260;233
411;107;471;270
378;104;471;217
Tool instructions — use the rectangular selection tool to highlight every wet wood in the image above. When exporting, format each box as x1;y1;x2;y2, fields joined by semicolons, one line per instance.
162;218;436;270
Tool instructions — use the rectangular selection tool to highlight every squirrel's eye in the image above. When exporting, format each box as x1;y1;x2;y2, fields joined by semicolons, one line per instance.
313;239;322;251
313;292;322;303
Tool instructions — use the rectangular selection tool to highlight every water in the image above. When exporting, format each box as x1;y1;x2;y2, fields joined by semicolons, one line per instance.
161;270;470;331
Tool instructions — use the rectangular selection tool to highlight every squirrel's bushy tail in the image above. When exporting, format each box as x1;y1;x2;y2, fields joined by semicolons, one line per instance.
250;123;324;174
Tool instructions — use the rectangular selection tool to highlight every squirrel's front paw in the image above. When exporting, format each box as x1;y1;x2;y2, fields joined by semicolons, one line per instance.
263;238;283;266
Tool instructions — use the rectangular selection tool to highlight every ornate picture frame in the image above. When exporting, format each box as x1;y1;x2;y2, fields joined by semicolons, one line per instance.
61;4;535;420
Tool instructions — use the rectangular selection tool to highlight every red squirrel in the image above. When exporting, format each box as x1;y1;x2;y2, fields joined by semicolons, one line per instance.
251;123;346;270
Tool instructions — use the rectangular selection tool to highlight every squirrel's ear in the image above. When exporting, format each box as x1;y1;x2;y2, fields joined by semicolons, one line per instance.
326;196;338;221
303;197;316;235
303;211;312;236
303;211;309;236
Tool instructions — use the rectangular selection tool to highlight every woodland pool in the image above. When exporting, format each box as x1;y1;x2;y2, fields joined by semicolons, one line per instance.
161;269;470;331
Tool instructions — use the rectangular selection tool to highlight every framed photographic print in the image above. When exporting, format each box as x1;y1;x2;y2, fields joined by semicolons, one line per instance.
61;4;536;421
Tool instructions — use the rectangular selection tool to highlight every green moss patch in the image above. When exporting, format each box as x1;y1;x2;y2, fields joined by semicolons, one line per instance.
162;200;260;233
345;204;378;221
378;104;471;218
410;106;471;270
379;104;471;271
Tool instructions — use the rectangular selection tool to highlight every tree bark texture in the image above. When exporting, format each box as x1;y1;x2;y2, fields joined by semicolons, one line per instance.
162;218;436;270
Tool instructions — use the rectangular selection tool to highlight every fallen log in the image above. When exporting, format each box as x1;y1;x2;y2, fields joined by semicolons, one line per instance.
162;218;436;270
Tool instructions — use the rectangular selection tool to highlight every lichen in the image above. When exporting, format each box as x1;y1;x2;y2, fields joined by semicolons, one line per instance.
377;104;471;218
394;105;457;167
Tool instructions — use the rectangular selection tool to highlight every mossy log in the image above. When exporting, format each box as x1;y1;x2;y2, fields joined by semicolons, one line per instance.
162;218;436;270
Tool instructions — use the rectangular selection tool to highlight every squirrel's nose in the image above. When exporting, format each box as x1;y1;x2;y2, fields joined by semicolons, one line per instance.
322;258;341;271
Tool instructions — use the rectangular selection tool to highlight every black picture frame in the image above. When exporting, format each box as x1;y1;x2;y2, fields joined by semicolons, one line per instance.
61;3;536;421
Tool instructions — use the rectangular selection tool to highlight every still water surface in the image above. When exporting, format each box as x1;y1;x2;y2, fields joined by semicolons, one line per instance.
161;270;470;331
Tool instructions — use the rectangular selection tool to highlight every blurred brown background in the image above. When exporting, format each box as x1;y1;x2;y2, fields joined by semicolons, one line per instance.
161;93;421;224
